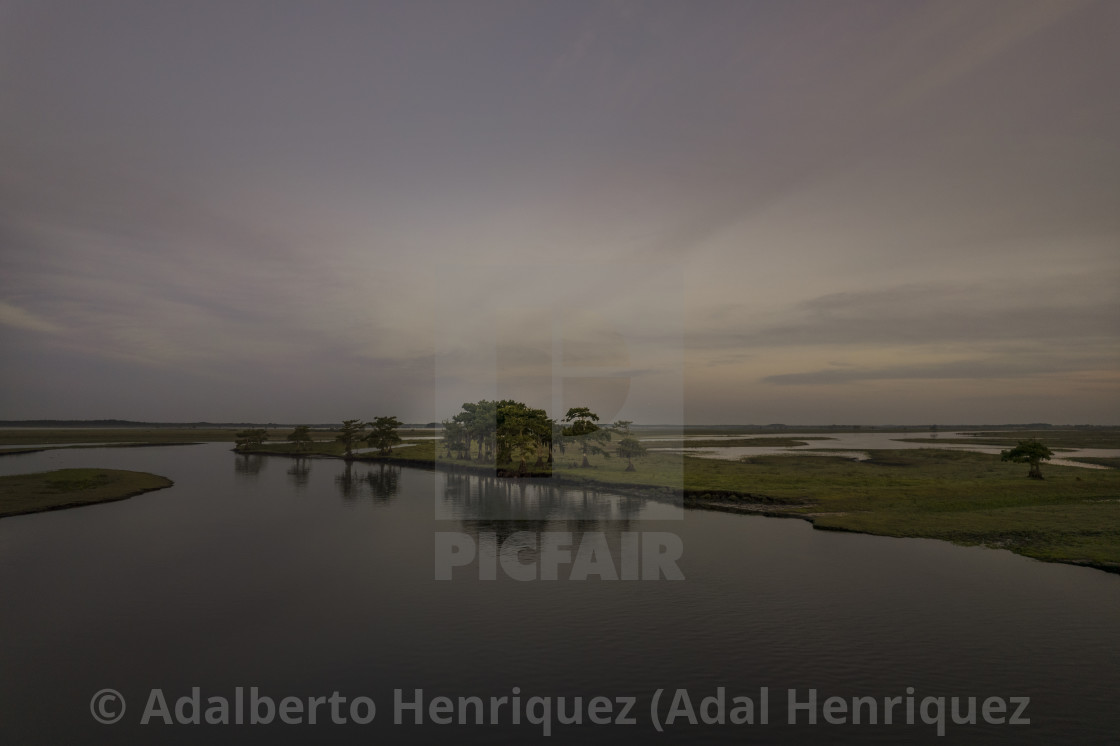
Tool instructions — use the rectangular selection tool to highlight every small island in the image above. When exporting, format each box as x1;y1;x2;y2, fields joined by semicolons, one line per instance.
0;468;174;518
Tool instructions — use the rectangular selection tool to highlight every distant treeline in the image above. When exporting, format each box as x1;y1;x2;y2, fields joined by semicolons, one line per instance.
0;420;440;429
1;420;1112;431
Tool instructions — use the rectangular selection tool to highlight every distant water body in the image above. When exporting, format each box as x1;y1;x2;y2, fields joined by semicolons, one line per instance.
645;431;1120;469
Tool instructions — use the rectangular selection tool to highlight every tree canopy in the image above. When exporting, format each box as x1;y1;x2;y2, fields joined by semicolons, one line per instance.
563;406;610;467
495;401;551;471
611;421;647;471
286;425;313;452
234;428;268;450
335;419;366;458
365;416;404;455
441;418;467;459
442;400;605;472
1000;439;1054;479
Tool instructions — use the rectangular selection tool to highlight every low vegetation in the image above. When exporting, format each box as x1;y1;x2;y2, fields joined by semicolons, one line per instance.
0;468;173;518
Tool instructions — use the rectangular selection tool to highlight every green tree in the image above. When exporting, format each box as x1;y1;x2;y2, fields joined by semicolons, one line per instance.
234;428;268;450
286;425;314;452
495;401;550;471
617;436;647;472
552;419;568;457
612;421;647;471
543;417;557;465
453;400;498;461
441;419;467;459
1001;439;1054;480
563;407;610;467
365;416;404;455
335;419;365;458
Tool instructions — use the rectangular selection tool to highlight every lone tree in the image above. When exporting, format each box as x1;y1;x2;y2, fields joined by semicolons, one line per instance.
617;435;647;472
563;407;610;467
286;425;314;452
335;419;366;458
611;420;646;471
1000;439;1054;480
365;416;404;455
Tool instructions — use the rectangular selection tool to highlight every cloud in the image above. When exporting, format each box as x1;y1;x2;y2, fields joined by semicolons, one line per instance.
763;354;1118;386
0;300;63;335
686;274;1120;351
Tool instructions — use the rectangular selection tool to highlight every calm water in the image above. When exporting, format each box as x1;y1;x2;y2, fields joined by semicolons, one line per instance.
1;443;1118;744
646;431;1120;469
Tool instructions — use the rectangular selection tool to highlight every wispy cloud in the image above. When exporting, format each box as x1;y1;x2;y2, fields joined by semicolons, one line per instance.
686;274;1119;351
0;1;1115;422
763;354;1118;386
0;300;64;335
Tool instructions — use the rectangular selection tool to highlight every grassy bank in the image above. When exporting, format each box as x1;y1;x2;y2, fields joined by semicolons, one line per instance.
400;443;1120;573
0;427;435;455
0;468;174;518
0;427;245;446
254;437;1120;572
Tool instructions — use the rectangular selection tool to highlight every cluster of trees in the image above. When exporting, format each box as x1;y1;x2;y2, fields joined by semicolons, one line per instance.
234;428;269;450
335;417;404;457
441;400;648;472
235;418;405;458
234;407;650;472
287;425;313;451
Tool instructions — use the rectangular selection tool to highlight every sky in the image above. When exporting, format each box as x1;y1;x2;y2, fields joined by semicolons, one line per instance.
1;0;1117;425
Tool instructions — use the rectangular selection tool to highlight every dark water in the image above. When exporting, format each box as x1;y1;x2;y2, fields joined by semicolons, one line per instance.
1;444;1117;745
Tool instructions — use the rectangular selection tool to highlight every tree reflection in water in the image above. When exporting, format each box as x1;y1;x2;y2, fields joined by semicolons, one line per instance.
336;462;362;501
367;464;400;503
441;472;646;522
233;453;264;478
336;462;401;504
286;457;311;491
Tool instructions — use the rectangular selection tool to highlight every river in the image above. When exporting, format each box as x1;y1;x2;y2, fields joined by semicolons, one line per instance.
0;443;1117;744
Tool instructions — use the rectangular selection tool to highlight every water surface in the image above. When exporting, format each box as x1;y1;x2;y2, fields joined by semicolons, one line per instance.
645;432;1120;468
0;444;1117;744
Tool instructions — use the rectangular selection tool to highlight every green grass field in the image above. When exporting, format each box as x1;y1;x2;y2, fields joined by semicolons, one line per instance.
0;468;174;518
0;428;436;454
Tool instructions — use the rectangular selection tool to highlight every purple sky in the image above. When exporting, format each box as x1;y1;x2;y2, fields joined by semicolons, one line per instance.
1;0;1117;424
